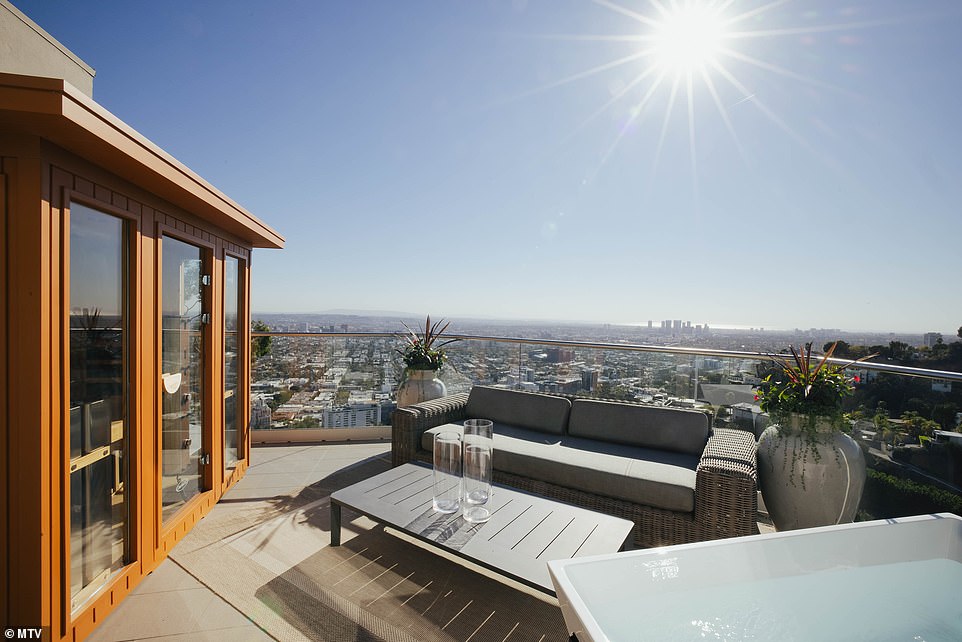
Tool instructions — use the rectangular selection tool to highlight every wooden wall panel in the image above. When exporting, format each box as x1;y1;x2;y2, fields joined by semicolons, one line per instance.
3;143;50;628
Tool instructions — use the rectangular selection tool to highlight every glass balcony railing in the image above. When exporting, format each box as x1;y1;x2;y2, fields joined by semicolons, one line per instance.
251;331;962;521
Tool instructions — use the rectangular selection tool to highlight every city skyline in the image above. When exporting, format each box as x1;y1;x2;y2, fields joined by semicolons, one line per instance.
16;0;962;334
251;308;959;338
251;310;959;344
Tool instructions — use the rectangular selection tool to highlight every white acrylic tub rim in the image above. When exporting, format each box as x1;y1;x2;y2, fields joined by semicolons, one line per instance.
547;513;962;642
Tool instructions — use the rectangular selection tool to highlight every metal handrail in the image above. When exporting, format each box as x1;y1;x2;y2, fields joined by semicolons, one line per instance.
251;331;962;383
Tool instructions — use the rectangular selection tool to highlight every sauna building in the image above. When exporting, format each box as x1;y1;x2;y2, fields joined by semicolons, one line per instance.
0;2;284;638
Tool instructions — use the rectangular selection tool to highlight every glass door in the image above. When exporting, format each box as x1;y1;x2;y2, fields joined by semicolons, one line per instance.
161;235;207;523
224;255;240;471
68;203;128;611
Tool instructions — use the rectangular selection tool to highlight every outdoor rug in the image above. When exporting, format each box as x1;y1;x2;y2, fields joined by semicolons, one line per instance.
169;456;570;641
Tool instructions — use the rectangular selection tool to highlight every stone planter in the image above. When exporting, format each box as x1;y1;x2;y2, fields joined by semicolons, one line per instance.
758;414;866;531
396;368;446;408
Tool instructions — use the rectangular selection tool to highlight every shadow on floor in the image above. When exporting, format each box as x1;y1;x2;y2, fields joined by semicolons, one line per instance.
255;524;569;642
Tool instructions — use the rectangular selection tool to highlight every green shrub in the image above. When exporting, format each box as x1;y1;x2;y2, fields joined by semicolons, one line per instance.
860;468;962;518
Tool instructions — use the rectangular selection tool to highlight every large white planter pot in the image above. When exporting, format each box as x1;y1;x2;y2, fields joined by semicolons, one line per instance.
396;369;446;408
758;415;866;531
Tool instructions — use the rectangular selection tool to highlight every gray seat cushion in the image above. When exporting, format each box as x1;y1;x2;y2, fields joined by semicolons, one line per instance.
422;423;697;513
567;399;709;456
421;422;562;453
465;386;571;435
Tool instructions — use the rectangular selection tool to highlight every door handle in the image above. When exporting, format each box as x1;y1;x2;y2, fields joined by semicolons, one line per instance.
112;450;124;494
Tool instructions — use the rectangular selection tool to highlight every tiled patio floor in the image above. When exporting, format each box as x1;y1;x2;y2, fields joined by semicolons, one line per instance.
89;441;772;641
88;442;394;642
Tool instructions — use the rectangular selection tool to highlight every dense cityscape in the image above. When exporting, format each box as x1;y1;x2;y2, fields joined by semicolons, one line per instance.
251;313;960;430
250;312;962;520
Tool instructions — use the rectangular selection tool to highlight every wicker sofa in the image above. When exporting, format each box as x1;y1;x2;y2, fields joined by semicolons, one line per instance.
392;386;758;548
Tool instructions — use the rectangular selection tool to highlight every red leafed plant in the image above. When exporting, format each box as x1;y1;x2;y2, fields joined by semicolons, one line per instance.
757;341;875;427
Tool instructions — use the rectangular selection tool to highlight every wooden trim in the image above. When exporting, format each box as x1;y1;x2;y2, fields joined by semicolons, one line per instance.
46;147;251;254
242;256;251;466
0;160;8;624
64;189;141;223
155;219;217;251
58;190;145;628
154;226;218;540
206;247;221;494
151;216;162;556
56;183;70;634
222;250;248;487
125;208;144;593
135;205;155;575
42;154;55;635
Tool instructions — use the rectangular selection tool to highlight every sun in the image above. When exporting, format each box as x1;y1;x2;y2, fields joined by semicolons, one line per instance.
650;3;728;76
517;0;878;191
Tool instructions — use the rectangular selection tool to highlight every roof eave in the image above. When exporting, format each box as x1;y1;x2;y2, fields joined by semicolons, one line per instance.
0;72;284;249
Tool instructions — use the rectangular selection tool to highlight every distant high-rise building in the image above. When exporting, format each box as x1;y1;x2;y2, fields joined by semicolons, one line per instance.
546;347;574;363
581;369;600;392
323;403;381;427
923;332;943;348
647;320;653;329
251;398;272;429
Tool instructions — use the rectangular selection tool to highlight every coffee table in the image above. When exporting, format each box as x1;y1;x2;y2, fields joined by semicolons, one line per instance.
330;462;633;595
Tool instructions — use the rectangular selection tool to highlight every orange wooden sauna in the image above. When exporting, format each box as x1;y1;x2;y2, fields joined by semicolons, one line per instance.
1;3;284;639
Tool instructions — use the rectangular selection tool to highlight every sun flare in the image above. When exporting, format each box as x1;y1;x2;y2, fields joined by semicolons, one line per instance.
651;3;728;76
521;0;882;192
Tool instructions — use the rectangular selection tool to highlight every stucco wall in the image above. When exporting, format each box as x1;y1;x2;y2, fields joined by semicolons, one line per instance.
0;0;95;96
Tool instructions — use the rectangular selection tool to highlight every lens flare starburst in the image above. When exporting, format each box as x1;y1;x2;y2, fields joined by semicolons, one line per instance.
509;0;907;199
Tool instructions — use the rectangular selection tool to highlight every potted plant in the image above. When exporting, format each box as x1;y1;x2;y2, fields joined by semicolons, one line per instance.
755;342;874;531
395;315;457;407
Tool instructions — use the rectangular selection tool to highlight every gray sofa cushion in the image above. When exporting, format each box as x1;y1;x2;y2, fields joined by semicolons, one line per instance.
567;399;709;456
465;386;571;436
421;422;562;453
422;423;697;513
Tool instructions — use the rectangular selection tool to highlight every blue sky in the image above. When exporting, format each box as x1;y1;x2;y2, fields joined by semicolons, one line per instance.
16;0;962;333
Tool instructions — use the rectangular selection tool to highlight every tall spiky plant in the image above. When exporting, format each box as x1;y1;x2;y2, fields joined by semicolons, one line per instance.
397;315;458;370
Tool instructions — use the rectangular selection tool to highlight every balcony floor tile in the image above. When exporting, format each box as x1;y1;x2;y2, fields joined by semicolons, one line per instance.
88;441;771;641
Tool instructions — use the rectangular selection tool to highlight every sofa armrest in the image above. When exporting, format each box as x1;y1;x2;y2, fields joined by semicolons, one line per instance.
391;392;469;466
694;428;758;538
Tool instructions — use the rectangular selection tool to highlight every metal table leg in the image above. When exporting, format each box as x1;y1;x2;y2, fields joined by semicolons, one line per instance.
331;501;341;546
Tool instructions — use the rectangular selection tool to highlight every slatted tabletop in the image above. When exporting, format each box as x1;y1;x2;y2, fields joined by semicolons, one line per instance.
330;463;633;594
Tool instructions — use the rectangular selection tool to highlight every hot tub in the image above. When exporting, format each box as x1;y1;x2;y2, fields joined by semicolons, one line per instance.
548;513;962;641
